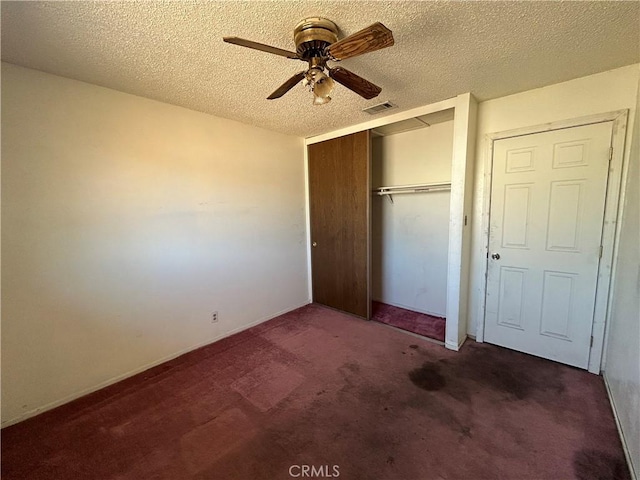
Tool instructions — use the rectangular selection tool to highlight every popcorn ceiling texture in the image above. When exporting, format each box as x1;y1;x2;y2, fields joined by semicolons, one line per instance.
2;1;638;138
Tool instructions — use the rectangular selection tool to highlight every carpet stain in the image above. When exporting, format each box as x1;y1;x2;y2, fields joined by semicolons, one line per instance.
461;347;566;400
573;449;630;480
409;345;567;402
490;369;529;399
343;362;361;374
409;345;419;350
408;363;446;391
386;455;395;465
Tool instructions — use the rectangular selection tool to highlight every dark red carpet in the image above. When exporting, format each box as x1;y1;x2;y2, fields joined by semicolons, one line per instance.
372;301;446;342
1;304;629;480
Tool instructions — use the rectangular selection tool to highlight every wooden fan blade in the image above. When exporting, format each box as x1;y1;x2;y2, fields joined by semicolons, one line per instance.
327;22;394;61
267;71;307;99
329;67;381;100
223;37;301;60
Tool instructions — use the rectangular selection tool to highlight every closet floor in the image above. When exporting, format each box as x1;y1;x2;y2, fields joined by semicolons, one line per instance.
372;301;446;342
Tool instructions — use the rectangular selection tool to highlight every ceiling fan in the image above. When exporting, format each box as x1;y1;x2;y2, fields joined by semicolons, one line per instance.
223;17;394;105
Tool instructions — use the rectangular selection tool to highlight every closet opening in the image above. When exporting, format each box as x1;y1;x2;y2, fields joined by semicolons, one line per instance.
370;108;455;343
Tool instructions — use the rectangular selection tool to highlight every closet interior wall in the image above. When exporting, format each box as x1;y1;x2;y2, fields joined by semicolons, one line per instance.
371;119;454;318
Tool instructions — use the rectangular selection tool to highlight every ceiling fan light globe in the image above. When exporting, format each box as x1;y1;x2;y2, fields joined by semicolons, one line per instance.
313;94;331;106
313;76;335;99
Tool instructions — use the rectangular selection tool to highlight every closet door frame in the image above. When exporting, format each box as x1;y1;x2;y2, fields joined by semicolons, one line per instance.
304;93;477;351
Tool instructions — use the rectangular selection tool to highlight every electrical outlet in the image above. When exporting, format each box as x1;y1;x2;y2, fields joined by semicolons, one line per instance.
211;311;218;323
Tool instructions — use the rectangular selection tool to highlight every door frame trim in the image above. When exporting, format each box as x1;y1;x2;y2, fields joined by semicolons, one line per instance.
475;110;630;374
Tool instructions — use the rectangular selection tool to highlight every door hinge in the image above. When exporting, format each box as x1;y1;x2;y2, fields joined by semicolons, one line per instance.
464;215;468;226
590;336;594;347
599;245;603;258
609;147;613;162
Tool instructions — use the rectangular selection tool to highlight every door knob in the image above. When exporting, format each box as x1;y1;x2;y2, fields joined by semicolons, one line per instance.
491;253;500;260
312;242;317;247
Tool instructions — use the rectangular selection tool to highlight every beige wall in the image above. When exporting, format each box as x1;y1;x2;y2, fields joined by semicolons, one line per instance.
1;63;308;425
371;122;453;317
604;73;640;478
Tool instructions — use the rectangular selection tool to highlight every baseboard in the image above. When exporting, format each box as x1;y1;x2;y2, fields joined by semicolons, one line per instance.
371;298;445;319
374;321;445;346
445;335;468;351
603;374;638;480
1;300;311;429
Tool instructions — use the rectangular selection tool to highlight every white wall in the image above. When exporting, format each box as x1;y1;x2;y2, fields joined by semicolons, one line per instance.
1;63;308;425
371;123;453;317
469;64;640;337
603;74;640;478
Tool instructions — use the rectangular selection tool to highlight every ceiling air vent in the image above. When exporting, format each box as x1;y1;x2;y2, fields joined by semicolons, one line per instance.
363;101;397;115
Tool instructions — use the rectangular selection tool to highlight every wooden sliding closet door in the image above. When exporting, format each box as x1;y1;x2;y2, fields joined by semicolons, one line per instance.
308;130;371;318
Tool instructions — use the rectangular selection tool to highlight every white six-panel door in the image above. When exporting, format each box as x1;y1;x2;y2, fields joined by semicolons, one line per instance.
484;121;613;369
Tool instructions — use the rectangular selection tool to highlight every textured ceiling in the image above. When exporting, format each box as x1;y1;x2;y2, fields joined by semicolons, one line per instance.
2;1;639;138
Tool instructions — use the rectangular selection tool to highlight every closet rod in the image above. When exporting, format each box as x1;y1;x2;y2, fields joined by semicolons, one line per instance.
373;182;451;204
373;181;451;195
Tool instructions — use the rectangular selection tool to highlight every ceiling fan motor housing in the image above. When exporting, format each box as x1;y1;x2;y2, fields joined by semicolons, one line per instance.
294;17;338;59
